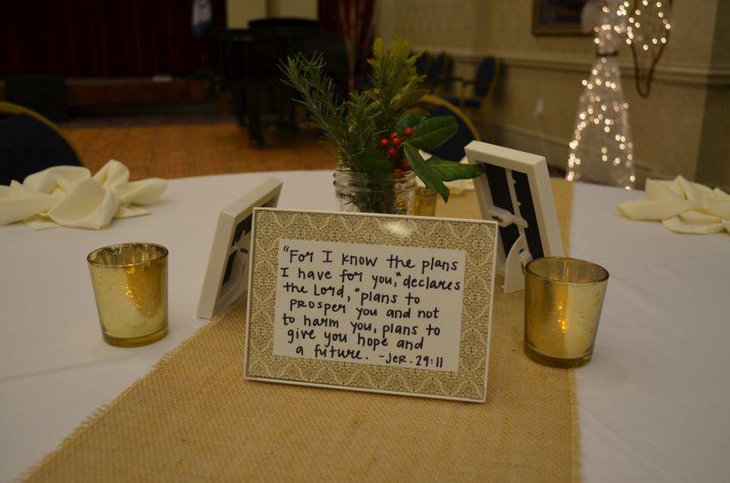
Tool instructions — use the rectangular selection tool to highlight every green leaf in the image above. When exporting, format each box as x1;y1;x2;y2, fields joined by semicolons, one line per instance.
424;155;484;182
395;85;429;111
352;148;393;178
404;144;449;202
373;38;384;58
396;112;424;131
404;144;484;202
389;37;411;63
406;116;458;151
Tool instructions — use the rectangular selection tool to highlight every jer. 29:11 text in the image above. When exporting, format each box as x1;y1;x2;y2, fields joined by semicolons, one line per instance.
384;353;444;368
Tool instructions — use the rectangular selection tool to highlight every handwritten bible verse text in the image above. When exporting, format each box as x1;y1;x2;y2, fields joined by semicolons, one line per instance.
273;239;466;372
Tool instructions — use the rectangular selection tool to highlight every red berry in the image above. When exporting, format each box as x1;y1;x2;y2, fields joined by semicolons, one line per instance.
379;138;389;148
404;127;414;137
390;132;398;141
387;148;398;159
393;168;403;178
392;137;402;148
400;159;411;171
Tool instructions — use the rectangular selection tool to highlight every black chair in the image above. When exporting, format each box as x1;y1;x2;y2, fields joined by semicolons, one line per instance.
0;102;83;185
416;94;480;162
423;52;451;93
414;51;431;77
442;56;499;132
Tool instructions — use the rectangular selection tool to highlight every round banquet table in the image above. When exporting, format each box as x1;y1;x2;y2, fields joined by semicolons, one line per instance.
1;171;728;482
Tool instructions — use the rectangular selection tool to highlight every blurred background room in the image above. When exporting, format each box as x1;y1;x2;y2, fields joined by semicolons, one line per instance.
1;0;728;190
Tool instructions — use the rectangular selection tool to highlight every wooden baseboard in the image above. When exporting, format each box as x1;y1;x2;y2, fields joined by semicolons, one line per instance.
0;78;211;107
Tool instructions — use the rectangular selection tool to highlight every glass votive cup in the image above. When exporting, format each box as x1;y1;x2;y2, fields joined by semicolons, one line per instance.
524;257;608;368
413;186;437;217
87;242;169;347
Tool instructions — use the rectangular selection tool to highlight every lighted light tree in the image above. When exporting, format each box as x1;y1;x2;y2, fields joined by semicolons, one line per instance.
567;0;635;189
568;0;672;189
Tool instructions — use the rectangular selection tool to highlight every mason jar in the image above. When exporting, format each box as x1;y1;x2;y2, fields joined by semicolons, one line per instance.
333;165;416;215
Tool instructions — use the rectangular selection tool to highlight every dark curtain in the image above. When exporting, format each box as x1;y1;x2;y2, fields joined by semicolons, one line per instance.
1;0;225;77
318;0;375;91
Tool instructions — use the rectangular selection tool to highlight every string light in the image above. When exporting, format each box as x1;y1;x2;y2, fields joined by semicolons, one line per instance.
567;0;635;189
625;0;671;51
625;0;672;97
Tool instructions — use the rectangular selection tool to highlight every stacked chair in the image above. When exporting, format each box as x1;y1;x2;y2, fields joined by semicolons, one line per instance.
413;51;452;95
442;56;500;135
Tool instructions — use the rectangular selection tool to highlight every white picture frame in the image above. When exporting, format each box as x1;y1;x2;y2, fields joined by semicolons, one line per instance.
243;208;498;402
465;141;563;293
197;178;283;319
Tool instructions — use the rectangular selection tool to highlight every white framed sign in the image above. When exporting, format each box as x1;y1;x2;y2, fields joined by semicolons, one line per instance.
465;141;563;293
244;208;498;402
197;178;282;319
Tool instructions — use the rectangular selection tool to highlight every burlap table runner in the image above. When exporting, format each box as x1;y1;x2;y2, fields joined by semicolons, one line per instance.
25;179;577;482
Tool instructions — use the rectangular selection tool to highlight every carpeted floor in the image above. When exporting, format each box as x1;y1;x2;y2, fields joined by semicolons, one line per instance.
63;121;337;180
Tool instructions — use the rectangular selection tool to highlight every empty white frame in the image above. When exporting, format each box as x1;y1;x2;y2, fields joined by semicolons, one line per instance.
197;178;283;319
465;141;563;293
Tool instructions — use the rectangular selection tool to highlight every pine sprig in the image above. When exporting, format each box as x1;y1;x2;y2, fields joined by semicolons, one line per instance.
282;53;381;172
366;38;428;134
281;38;484;199
346;92;378;161
281;53;351;161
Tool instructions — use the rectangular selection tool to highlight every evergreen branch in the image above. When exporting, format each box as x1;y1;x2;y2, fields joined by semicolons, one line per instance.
281;53;350;161
281;38;482;202
366;37;426;134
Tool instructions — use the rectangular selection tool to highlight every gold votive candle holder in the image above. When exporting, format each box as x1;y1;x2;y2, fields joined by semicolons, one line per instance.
413;186;437;217
87;243;169;347
524;257;608;368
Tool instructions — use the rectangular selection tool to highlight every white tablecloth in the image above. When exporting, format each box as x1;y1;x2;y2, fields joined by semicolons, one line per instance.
1;171;728;482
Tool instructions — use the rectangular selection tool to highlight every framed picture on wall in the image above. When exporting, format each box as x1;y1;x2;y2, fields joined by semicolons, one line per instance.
532;0;589;35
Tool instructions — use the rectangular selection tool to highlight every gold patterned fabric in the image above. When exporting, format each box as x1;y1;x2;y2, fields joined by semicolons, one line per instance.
24;179;578;483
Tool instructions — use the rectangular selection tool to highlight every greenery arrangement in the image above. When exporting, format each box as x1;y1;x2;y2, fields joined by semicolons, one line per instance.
282;37;483;203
